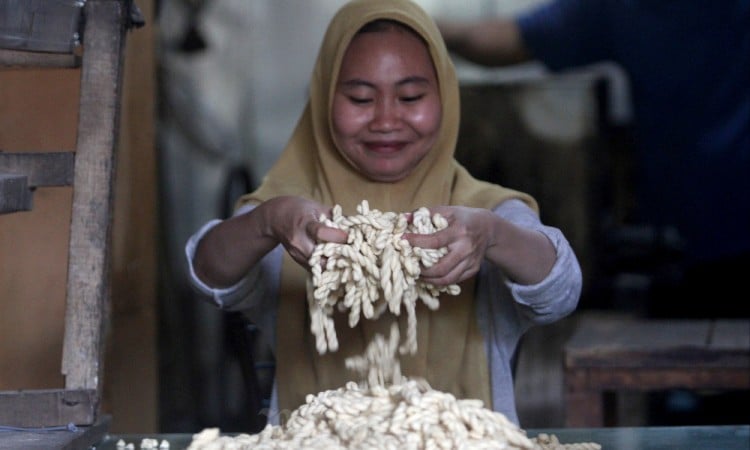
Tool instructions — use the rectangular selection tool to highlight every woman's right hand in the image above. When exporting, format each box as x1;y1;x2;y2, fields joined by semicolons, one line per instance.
194;195;346;288
264;196;348;269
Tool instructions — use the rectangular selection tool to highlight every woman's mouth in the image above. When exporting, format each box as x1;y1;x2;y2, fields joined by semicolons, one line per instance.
364;141;406;154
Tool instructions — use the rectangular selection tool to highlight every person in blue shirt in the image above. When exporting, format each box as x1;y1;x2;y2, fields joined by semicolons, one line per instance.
439;0;750;318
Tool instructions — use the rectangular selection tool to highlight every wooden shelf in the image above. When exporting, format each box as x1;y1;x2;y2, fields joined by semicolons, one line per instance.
0;48;81;69
0;0;136;433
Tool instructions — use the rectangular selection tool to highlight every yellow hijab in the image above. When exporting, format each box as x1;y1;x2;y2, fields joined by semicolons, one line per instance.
236;0;537;414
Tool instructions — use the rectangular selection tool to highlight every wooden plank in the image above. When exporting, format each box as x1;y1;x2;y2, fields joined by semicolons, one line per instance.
563;318;748;368
0;0;84;55
0;152;75;186
0;389;97;428
711;319;750;349
0;48;80;69
565;318;710;352
566;346;749;369
566;367;750;391
0;172;32;213
564;390;604;427
0;415;110;450
61;0;127;403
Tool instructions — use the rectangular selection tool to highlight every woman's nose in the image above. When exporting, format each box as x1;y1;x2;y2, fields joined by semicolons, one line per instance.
370;99;400;131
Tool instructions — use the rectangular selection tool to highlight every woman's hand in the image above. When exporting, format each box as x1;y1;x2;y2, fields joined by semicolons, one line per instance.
265;196;348;269
404;206;494;286
194;196;347;288
404;205;556;287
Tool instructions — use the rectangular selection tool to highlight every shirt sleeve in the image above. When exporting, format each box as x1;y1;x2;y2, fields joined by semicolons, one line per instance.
478;199;582;422
516;0;612;71
184;204;279;314
495;199;582;324
184;206;282;353
184;219;260;309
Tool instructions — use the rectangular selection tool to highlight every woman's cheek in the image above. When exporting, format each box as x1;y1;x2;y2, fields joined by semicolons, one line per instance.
412;105;442;136
332;103;368;137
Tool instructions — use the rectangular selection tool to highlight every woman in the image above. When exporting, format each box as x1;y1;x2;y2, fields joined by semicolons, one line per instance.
185;0;581;426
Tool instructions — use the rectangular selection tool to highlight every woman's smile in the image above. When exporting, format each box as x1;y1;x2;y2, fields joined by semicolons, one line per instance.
363;140;407;154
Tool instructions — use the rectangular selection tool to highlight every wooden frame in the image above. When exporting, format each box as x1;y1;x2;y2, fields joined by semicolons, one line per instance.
0;1;139;446
0;152;75;212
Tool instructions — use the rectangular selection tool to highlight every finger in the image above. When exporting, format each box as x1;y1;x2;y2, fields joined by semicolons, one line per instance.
422;252;480;284
405;228;450;249
419;254;458;282
423;262;476;287
419;266;461;287
317;225;348;243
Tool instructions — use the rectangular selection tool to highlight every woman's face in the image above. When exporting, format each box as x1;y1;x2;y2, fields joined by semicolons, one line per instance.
331;25;442;183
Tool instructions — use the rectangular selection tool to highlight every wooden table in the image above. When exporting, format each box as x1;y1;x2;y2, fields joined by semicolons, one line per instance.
83;425;750;449
564;315;750;427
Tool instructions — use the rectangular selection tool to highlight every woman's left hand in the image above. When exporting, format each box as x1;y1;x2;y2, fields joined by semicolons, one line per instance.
404;206;494;286
404;205;557;286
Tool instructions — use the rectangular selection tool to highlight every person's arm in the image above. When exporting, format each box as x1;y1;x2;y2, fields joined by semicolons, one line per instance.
405;202;556;287
437;18;532;67
492;199;582;319
193;202;279;289
483;209;556;284
193;195;347;289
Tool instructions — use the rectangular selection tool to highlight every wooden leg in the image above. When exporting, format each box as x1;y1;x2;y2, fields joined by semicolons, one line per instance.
565;388;604;427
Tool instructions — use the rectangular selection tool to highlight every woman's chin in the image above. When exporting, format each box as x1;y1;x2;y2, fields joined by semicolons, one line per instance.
362;169;410;183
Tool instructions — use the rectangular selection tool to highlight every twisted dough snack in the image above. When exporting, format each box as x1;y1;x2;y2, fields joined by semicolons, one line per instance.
307;200;460;355
186;325;601;450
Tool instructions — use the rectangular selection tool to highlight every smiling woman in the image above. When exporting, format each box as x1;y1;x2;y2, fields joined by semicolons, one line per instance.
184;0;582;429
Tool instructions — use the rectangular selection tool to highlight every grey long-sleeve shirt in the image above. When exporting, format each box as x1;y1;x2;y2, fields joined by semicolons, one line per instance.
185;198;582;425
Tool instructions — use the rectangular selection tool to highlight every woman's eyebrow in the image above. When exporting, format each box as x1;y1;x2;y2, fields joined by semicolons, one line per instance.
339;76;431;88
397;76;431;87
339;79;375;88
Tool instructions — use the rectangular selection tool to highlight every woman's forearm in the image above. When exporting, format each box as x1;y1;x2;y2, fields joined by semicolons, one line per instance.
485;216;556;285
193;203;279;288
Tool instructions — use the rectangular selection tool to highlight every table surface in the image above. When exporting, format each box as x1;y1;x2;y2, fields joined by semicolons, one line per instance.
87;425;750;450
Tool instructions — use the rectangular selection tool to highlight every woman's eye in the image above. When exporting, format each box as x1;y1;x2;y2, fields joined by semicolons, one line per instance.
401;94;425;103
349;96;373;104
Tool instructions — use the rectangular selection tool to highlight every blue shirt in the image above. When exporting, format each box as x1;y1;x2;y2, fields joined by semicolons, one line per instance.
519;0;750;264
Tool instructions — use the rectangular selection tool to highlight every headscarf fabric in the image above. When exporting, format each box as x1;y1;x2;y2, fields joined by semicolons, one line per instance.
235;0;538;415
